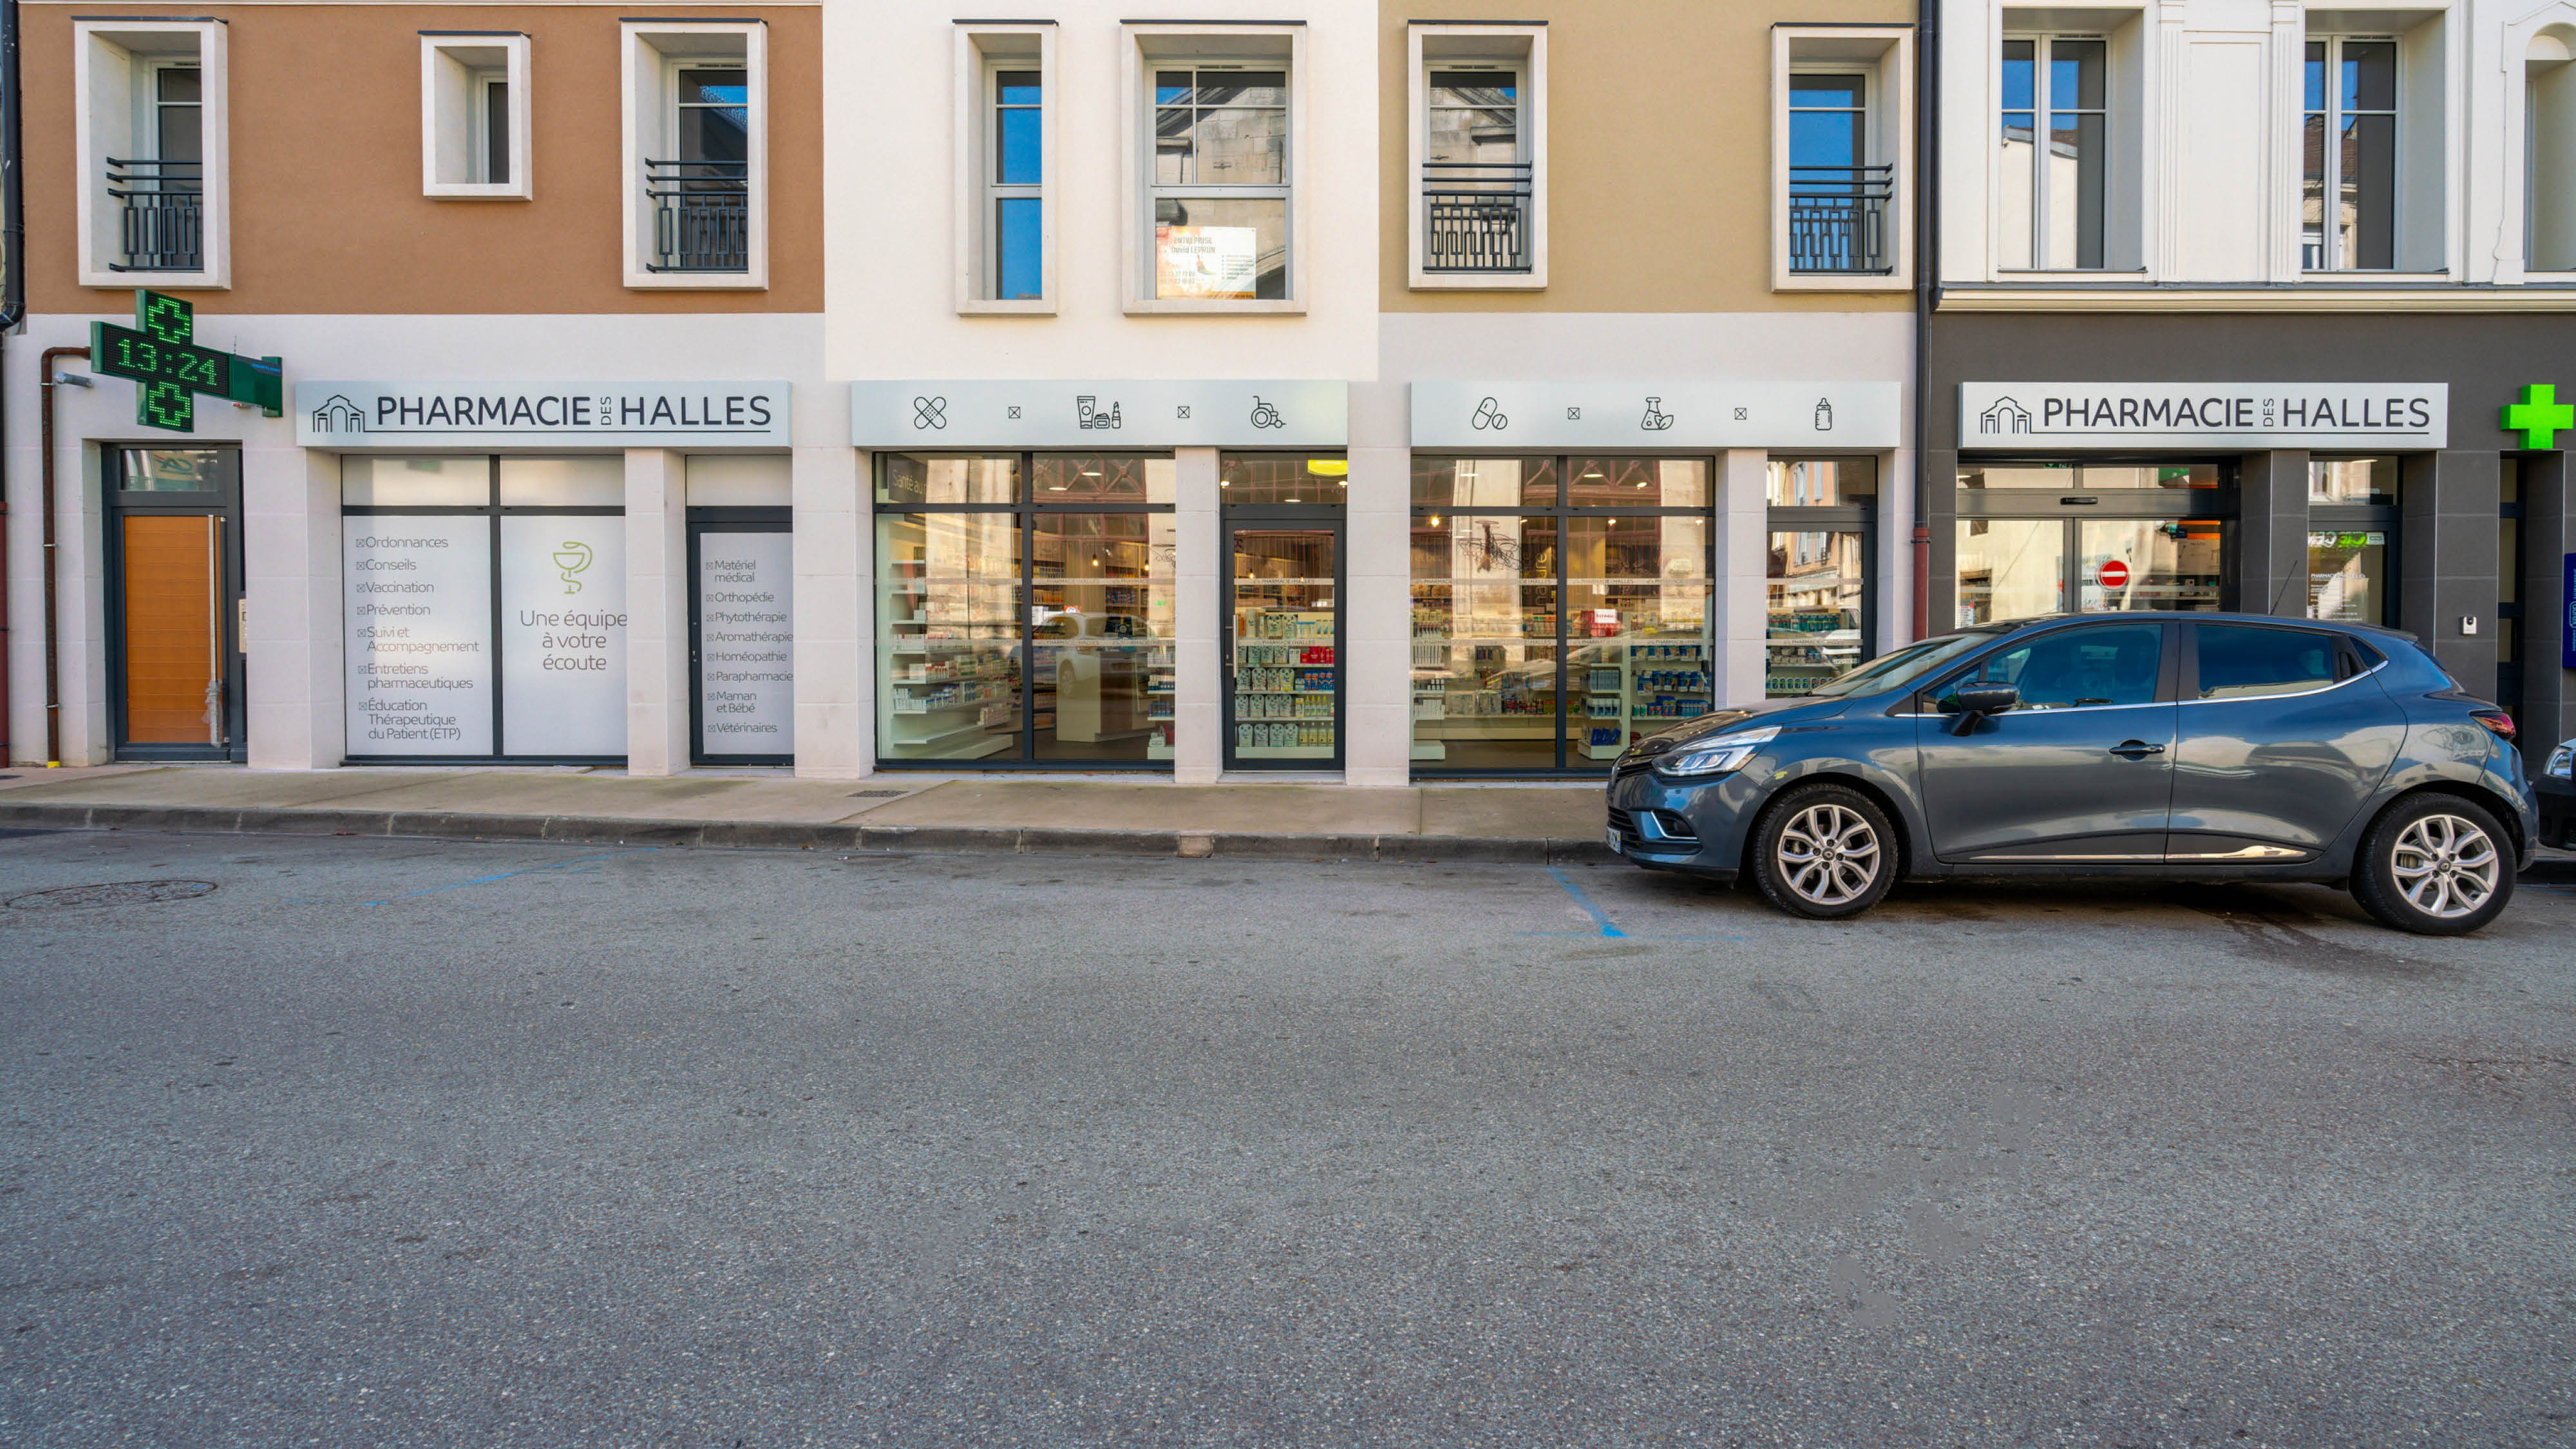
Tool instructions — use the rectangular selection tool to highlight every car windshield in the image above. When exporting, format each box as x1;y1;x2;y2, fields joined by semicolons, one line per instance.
1797;629;2005;699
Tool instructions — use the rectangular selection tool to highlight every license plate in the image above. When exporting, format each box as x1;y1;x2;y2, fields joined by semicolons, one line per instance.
1605;826;1622;855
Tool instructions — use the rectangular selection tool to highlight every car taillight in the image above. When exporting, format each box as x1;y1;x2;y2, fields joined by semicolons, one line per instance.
2472;710;2517;743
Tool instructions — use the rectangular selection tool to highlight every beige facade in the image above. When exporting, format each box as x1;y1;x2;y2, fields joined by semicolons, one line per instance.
1379;0;1917;314
21;1;824;314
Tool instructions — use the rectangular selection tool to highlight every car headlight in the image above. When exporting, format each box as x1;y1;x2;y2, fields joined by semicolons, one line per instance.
1651;726;1780;779
2550;740;2576;779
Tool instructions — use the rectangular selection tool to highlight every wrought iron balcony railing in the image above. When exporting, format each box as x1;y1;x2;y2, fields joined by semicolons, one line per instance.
1788;163;1893;275
645;158;750;273
106;157;203;272
1422;161;1532;274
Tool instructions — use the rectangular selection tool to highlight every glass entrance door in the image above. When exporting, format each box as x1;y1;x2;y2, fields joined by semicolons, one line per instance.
108;447;243;760
1224;523;1340;768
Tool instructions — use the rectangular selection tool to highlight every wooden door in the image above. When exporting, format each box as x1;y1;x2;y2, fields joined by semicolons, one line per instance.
119;515;220;745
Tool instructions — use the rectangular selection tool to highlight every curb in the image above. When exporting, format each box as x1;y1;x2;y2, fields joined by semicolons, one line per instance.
0;800;1621;866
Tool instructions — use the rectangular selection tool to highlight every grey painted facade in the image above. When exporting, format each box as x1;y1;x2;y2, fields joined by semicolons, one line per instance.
1924;312;2574;770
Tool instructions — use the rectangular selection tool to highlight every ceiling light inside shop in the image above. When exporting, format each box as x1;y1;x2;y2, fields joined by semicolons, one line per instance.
1306;460;1348;477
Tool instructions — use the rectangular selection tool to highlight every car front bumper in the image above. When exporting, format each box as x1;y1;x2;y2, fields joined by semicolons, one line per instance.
1604;764;1768;877
2538;774;2575;851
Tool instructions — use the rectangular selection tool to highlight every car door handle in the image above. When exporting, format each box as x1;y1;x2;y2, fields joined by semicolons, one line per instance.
2108;740;2166;759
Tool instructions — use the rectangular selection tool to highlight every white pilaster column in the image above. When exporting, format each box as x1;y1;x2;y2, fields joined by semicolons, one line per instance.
1173;446;1221;785
794;443;867;779
622;448;688;776
1716;448;1770;707
1343;381;1410;788
59;442;109;765
245;445;345;768
1880;444;1915;652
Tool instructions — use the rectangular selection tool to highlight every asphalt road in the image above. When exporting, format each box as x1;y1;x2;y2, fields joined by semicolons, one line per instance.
1;828;2570;1448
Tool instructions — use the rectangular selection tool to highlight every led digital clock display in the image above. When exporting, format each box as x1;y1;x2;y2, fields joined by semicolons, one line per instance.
86;290;283;433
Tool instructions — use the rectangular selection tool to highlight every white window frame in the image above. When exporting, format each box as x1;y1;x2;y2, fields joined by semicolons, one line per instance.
1997;32;2112;271
1122;22;1308;315
620;19;767;290
73;18;228;289
1407;22;1546;290
954;23;1056;314
2302;32;2402;272
1771;25;1915;294
421;32;531;199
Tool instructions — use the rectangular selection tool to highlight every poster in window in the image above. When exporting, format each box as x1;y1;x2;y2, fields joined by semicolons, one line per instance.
343;515;494;756
1155;225;1258;299
696;531;795;756
498;515;628;756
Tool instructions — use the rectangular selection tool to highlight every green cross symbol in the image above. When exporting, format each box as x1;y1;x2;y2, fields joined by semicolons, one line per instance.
137;291;195;431
2501;383;2573;450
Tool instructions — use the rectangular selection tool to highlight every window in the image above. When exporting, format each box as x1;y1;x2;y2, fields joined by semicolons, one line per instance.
2304;37;2397;271
1126;25;1304;312
1772;26;1915;291
1410;457;1711;773
1766;460;1877;697
875;456;1177;767
1408;23;1546;289
2527;26;2576;272
2307;457;2398;626
422;33;531;198
75;19;228;285
956;26;1055;312
621;21;766;289
1999;37;2105;269
1946;623;2163;711
2194;624;2340;701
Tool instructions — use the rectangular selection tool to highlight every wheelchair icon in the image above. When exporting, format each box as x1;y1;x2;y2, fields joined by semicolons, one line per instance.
1248;395;1285;430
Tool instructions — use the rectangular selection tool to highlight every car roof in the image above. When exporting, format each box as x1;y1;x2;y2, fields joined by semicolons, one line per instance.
1973;612;2416;643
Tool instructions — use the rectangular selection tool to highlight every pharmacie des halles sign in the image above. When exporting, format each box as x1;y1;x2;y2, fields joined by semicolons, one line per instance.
1960;383;2448;450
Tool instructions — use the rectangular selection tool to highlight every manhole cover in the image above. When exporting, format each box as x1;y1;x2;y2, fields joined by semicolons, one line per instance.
8;880;218;910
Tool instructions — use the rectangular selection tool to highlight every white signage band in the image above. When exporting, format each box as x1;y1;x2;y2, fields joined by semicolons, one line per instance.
852;380;1347;448
1410;382;1902;450
1960;383;2448;450
298;381;793;448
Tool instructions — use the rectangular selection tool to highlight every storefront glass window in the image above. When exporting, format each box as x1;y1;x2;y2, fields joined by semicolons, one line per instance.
2305;529;2390;623
875;453;1175;767
1221;453;1347;504
2079;518;2224;611
1957;518;2065;625
1961;462;2222;492
2308;456;2397;505
118;448;227;493
1767;531;1867;695
1411;456;1710;773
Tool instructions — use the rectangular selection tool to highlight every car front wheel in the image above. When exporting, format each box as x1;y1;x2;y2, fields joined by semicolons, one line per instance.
2351;794;2515;936
1750;784;1897;920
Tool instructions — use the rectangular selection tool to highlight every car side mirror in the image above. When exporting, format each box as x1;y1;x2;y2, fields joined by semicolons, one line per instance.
1944;684;2019;735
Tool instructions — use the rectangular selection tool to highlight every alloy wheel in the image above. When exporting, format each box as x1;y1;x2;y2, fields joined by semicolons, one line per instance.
1774;802;1882;908
2389;813;2500;920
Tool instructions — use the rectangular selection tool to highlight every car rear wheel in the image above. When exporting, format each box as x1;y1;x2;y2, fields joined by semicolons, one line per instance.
1750;784;1897;920
2351;794;2514;936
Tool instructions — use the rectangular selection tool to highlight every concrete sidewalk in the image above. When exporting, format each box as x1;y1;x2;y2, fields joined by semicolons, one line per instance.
0;766;1615;862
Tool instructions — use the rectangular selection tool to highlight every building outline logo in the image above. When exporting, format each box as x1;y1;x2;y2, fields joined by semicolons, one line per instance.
1979;397;2033;435
311;393;366;434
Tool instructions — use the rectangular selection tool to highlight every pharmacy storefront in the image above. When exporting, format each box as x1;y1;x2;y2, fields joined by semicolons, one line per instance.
299;381;795;766
1405;382;1904;775
851;381;1349;774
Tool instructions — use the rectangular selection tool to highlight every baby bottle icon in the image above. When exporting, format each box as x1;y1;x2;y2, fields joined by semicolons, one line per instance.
1813;397;1835;431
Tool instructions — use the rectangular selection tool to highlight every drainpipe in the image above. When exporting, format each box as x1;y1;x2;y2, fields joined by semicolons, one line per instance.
1911;0;1940;641
0;0;23;761
39;346;86;765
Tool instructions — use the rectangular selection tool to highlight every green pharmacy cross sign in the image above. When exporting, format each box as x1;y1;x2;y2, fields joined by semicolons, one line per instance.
88;290;283;433
2502;383;2573;450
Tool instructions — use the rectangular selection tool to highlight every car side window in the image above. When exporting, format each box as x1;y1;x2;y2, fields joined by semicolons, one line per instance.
1940;624;2164;711
2195;624;2340;700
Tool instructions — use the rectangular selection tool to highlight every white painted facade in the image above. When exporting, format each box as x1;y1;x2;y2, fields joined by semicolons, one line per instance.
1939;0;2576;296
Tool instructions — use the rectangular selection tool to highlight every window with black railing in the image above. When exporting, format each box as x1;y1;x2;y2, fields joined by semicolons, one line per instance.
1788;163;1893;274
108;156;204;272
649;64;750;274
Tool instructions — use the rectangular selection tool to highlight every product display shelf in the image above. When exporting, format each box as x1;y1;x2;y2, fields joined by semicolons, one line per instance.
1581;639;1715;759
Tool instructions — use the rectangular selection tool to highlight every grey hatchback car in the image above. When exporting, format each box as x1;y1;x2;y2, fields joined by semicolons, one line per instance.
1605;613;2537;935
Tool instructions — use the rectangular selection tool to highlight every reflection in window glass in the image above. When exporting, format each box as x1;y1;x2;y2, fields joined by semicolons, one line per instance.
1956;518;2064;625
1961;462;2222;491
875;512;1023;762
2081;518;2224;611
1765;457;1877;506
1411;514;1558;772
1034;512;1176;762
1032;454;1176;505
340;455;488;507
2197;623;2339;699
1151;66;1290;299
1768;531;1866;696
1951;623;2163;710
1219;453;1348;505
1567;457;1707;508
122;448;228;493
2306;529;2389;623
2308;456;2396;505
878;454;1019;507
1411;455;1557;509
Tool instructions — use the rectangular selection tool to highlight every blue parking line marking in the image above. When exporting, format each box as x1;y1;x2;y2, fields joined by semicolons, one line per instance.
1546;866;1627;938
348;847;664;907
